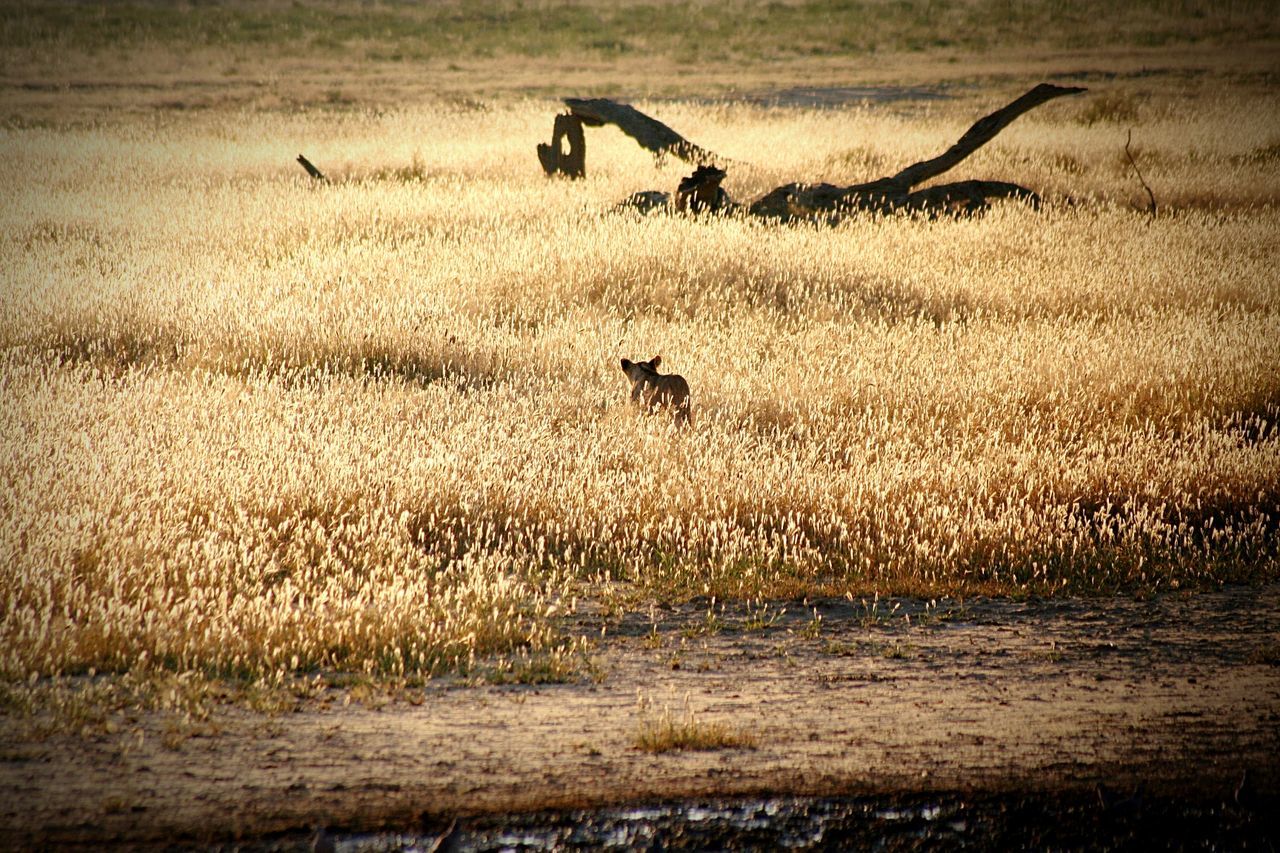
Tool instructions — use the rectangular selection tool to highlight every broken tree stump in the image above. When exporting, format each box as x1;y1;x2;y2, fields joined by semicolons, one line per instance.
537;113;587;178
748;83;1086;220
296;154;327;182
616;166;736;216
676;165;732;214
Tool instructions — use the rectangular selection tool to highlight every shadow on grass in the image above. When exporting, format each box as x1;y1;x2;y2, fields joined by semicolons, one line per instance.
33;329;513;392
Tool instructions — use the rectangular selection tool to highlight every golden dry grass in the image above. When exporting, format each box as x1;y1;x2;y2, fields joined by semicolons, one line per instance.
1;84;1278;690
633;694;757;753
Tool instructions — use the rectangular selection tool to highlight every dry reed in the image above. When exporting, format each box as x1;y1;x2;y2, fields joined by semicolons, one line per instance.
1;92;1277;686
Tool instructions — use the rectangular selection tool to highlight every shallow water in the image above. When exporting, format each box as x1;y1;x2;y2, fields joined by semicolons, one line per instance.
282;791;1277;852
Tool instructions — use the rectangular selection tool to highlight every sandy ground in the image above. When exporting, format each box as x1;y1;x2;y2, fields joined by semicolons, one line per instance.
2;584;1277;847
4;32;1279;849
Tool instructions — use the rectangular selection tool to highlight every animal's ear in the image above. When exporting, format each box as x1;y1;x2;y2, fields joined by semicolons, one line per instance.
649;355;662;368
620;358;633;372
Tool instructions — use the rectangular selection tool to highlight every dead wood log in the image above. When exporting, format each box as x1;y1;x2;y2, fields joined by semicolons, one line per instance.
555;97;718;165
616;190;673;214
903;180;1041;214
616;166;738;216
890;83;1086;190
676;165;732;213
747;83;1086;220
296;154;327;182
537;113;587;178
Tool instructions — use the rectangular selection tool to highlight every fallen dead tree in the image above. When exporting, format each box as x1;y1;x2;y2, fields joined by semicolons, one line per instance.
588;84;1087;220
538;97;719;178
749;83;1087;220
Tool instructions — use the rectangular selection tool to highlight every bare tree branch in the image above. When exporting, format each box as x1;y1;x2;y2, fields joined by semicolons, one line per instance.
748;83;1086;220
296;154;327;182
562;97;719;164
1124;128;1158;217
891;83;1087;190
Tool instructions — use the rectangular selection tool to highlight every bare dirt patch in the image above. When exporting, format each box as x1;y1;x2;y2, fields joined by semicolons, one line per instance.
2;584;1277;847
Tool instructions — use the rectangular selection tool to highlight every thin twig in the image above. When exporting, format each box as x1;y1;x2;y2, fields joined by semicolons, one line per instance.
426;818;458;853
1124;129;1156;217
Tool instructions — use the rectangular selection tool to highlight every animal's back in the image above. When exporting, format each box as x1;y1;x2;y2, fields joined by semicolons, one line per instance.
621;356;692;426
646;373;691;424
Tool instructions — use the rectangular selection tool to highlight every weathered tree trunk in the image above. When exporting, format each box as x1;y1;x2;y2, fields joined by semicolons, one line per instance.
904;180;1041;214
537;113;587;178
564;97;718;164
748;83;1086;220
537;97;719;176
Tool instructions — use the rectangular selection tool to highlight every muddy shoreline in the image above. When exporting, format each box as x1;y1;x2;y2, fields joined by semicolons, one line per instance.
285;791;1279;852
3;585;1278;848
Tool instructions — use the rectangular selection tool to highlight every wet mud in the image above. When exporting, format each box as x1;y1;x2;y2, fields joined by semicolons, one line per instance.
241;791;1280;851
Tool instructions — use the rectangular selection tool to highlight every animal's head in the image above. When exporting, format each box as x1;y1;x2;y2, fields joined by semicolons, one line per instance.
620;356;661;383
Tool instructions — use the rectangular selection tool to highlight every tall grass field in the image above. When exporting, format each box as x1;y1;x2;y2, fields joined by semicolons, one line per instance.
2;80;1278;690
